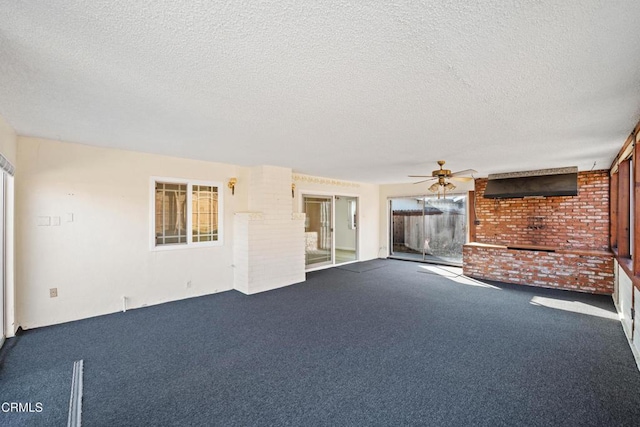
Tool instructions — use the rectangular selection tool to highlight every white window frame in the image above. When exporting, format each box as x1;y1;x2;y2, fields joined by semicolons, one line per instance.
149;176;223;251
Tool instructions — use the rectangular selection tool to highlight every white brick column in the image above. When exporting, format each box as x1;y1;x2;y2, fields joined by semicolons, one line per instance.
233;166;305;294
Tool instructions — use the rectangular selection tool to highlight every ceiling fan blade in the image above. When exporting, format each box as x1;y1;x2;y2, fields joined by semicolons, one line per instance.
449;176;474;182
412;178;436;184
450;169;478;177
408;175;432;178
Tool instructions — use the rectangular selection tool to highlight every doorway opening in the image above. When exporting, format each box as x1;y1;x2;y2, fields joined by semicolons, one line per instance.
389;194;467;266
303;194;358;269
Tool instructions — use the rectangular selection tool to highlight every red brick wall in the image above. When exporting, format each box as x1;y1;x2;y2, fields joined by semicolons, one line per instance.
463;245;614;294
464;170;613;294
474;171;609;251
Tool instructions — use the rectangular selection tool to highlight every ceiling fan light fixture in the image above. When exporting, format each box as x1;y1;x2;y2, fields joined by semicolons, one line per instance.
410;160;475;190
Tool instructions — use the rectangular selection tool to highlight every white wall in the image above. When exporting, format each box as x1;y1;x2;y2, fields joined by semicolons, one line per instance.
293;175;380;261
615;260;640;370
15;138;386;329
16;137;249;329
617;261;634;340
378;181;474;256
634;287;640;365
0;115;16;337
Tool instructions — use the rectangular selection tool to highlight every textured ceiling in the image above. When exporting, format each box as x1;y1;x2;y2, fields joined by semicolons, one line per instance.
1;1;640;183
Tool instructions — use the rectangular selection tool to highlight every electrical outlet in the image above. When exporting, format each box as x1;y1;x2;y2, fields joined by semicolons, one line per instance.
49;288;58;298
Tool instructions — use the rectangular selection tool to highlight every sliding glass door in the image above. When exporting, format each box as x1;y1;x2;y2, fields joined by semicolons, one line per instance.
303;194;358;269
389;194;467;266
304;196;333;267
335;196;357;264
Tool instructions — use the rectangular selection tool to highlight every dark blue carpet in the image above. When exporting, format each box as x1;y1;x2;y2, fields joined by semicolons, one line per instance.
1;259;640;426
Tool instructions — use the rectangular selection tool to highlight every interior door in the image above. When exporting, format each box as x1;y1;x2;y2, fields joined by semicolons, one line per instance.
303;195;333;267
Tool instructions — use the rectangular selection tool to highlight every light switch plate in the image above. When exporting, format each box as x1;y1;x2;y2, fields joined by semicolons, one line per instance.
52;216;61;226
37;216;51;226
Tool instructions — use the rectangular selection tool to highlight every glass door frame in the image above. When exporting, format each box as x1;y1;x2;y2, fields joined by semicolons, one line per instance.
0;173;5;348
301;192;359;272
387;193;468;267
302;195;334;268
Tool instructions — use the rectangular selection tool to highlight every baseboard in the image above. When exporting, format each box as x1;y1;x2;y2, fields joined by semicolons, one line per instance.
623;323;640;372
239;276;306;295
